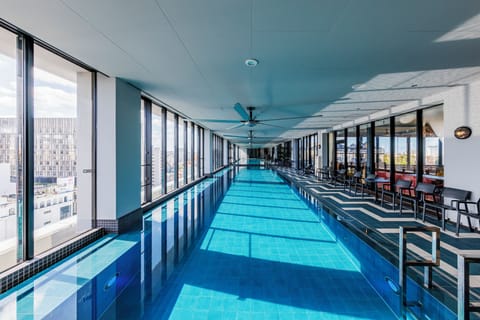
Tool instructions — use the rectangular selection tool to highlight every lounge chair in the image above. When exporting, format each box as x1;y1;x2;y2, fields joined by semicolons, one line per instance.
398;182;437;217
380;179;413;211
422;187;471;230
344;171;362;193
354;173;376;198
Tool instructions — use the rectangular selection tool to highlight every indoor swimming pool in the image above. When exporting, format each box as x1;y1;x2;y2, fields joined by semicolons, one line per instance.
0;168;453;319
144;169;396;319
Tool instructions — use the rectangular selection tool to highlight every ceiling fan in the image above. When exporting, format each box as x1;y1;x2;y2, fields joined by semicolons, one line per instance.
193;103;325;130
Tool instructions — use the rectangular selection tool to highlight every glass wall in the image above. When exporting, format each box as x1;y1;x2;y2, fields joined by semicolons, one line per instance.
33;44;93;255
141;101;146;203
141;101;206;203
374;119;391;179
0;28;20;271
212;134;224;171
359;123;370;177
186;122;192;183
423;106;444;183
394;112;417;184
194;125;199;179
152;104;163;199
327;105;443;186
0;25;96;272
292;133;318;171
346;127;356;174
303;137;308;168
309;134;317;168
199;128;204;176
178;118;185;188
166;111;175;193
335;130;345;170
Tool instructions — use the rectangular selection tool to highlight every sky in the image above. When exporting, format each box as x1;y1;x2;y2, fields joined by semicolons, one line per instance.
0;53;77;118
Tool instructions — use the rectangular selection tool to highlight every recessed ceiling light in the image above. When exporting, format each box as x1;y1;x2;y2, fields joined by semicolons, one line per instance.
245;58;259;67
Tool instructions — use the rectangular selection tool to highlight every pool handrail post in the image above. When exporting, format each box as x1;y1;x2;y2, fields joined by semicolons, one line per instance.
399;226;440;319
457;254;480;320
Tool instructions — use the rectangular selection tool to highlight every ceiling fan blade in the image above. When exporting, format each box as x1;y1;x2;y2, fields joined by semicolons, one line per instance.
257;123;292;129
233;103;249;121
223;134;246;138
253;137;286;140
225;123;245;130
190;119;239;123
259;114;324;122
260;123;326;130
287;127;328;130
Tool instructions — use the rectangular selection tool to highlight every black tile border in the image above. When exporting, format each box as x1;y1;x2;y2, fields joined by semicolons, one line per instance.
0;228;104;294
96;207;143;234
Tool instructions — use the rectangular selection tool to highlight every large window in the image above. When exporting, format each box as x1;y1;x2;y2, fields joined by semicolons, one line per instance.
297;138;303;169
374;119;391;179
141;103;206;203
359;123;370;177
212;134;224;170
326;106;444;186
309;134;317;168
394;112;417;184
166;111;175;193
194;125;199;179
33;44;93;255
335;130;345;170
178;118;185;188
186;122;192;183
423;106;444;182
346;128;356;174
152;104;164;198
141;101;146;202
0;27;95;271
199;128;204;176
0;28;20;271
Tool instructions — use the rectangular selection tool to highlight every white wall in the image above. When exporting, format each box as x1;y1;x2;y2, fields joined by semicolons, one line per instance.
421;81;480;224
97;76;141;220
115;78;141;217
76;72;93;231
97;75;117;220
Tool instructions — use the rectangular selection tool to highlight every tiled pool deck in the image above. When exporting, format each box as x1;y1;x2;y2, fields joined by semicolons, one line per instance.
275;167;480;317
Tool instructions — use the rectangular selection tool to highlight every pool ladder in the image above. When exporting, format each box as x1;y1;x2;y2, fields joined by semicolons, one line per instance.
458;254;480;320
399;226;441;319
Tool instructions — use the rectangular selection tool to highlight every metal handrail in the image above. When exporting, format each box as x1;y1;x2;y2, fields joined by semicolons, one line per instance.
399;226;441;319
458;254;480;320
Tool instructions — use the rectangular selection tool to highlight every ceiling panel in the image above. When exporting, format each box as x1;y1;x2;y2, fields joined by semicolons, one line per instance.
253;0;350;32
2;0;480;146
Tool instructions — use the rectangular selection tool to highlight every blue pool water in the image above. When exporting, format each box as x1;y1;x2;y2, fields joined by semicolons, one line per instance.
144;169;396;319
0;168;398;319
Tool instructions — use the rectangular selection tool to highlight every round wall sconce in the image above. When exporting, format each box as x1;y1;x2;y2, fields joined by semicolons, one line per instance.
454;126;472;139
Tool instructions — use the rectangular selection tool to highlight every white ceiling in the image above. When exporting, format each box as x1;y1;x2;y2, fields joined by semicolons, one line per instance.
3;0;480;146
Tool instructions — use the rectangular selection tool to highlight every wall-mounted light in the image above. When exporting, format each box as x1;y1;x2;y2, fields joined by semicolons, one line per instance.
454;126;472;139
